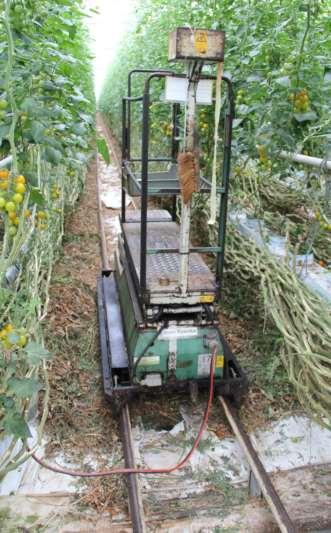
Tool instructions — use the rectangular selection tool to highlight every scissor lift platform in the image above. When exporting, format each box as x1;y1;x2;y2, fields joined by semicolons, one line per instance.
97;52;248;405
122;210;216;305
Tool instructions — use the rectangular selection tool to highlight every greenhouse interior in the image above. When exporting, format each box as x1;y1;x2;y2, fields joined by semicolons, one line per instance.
0;0;330;531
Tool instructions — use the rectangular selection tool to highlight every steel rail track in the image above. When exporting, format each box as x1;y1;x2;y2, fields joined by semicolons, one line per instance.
120;404;147;533
97;115;297;533
219;396;297;533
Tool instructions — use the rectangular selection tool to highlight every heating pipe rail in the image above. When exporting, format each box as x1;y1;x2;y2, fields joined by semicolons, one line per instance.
219;396;297;533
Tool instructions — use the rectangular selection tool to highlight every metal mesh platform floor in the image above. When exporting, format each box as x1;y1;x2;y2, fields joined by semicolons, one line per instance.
122;210;216;296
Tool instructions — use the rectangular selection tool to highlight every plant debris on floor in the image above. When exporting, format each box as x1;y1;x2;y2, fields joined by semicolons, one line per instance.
43;155;125;513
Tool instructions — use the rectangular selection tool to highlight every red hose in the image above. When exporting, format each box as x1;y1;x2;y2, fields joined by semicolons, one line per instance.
29;351;216;477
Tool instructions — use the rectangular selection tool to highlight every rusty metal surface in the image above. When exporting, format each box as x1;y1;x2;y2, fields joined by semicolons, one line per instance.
123;220;216;294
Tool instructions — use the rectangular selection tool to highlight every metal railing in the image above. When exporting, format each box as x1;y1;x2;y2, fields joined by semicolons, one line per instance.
121;68;235;300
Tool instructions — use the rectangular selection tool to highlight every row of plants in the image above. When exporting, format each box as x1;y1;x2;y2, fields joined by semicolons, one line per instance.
99;0;331;424
100;0;330;160
0;0;94;476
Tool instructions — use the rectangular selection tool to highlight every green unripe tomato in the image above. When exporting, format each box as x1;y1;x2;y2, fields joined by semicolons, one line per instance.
5;201;16;212
17;334;27;347
14;4;23;13
8;226;17;237
12;193;23;204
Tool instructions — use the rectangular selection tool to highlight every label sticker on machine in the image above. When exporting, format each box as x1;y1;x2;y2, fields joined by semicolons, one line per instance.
159;326;198;341
198;353;224;376
134;356;160;366
195;30;208;54
165;77;213;105
199;294;215;303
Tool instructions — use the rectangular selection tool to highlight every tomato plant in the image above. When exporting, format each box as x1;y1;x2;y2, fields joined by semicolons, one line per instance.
100;0;330;160
0;0;94;474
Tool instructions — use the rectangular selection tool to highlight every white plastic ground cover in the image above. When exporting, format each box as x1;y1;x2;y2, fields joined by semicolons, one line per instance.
1;408;331;510
0;423;120;497
0;434;30;496
0;425;74;496
229;209;331;304
134;409;331;499
101;187;132;209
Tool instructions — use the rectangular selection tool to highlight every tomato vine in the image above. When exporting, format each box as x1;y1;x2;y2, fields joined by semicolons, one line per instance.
100;0;330;159
0;0;94;475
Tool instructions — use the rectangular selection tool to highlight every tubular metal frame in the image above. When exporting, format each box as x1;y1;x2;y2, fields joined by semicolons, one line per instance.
121;68;235;303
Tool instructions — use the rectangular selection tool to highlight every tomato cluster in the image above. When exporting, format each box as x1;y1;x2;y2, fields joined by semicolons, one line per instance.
0;170;54;234
289;89;310;112
36;210;47;231
161;121;173;136
256;145;272;170
0;170;27;236
51;185;61;200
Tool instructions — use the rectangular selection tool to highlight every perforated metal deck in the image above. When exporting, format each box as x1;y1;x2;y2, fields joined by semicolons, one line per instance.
122;210;216;301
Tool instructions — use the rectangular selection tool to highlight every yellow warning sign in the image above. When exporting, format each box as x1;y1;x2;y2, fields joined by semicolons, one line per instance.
195;30;208;54
216;355;224;368
199;294;214;303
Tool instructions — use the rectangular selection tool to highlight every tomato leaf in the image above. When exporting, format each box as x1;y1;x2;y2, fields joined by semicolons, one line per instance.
293;111;317;123
97;137;110;165
7;377;41;399
2;410;31;439
233;118;244;128
30;122;45;143
23;341;51;366
29;186;45;206
43;146;62;165
21;97;40;116
0;395;15;409
69;25;77;39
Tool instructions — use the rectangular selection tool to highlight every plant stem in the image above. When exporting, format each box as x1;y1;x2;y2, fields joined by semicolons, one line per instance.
3;0;19;175
295;0;312;87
